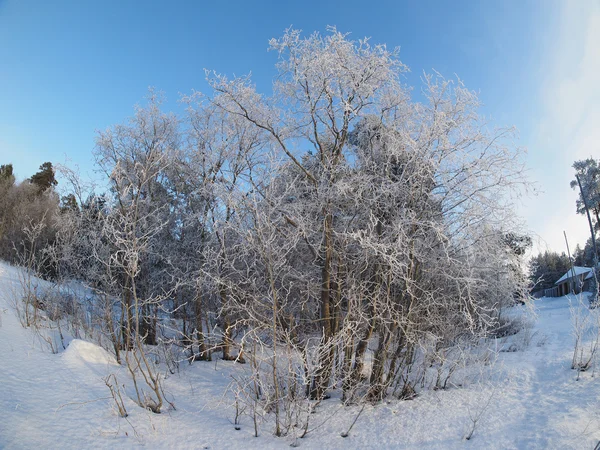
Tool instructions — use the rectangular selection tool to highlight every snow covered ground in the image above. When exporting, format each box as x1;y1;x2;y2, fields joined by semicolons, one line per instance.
2;260;600;449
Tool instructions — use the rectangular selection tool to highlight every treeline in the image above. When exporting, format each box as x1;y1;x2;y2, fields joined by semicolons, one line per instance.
528;251;571;291
0;162;63;277
6;29;531;427
527;241;599;293
573;238;600;267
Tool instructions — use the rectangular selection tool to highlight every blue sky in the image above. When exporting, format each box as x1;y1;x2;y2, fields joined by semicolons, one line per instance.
0;0;597;253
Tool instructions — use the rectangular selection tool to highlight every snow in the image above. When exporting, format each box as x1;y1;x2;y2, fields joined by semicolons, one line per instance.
2;260;600;449
554;266;592;284
585;270;595;280
62;339;120;369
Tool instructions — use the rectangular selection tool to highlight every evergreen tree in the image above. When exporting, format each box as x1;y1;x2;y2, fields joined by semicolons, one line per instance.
0;163;15;184
581;237;599;267
29;162;57;192
60;193;79;213
528;251;572;291
571;158;600;230
573;244;585;266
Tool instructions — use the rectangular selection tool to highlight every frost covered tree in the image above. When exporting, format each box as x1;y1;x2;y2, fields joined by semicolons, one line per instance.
91;91;180;413
202;27;529;403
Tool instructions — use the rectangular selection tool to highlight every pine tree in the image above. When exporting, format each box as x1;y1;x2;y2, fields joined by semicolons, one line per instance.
29;162;57;192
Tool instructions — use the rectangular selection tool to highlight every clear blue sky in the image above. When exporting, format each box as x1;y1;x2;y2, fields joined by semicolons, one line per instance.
1;0;598;253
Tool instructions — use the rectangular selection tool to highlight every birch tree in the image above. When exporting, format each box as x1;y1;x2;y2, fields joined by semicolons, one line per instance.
203;27;529;402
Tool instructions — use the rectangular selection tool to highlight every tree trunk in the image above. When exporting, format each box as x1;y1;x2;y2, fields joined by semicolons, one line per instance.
367;322;397;402
194;289;208;360
310;211;334;400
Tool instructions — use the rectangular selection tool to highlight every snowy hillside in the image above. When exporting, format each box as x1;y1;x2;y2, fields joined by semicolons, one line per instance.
1;260;600;449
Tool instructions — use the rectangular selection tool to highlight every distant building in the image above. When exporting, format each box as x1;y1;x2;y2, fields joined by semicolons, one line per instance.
544;266;595;297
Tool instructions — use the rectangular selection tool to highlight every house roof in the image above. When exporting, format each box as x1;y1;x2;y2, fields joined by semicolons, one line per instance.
555;266;593;285
585;269;596;280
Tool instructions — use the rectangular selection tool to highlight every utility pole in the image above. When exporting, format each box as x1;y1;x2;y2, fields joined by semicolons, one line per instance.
576;174;599;302
564;231;577;294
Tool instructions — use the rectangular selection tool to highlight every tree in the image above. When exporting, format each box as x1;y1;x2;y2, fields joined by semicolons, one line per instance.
571;158;600;230
502;232;532;301
0;162;60;274
528;251;571;291
60;194;79;213
582;237;599;267
92;91;180;413
0;164;16;241
573;244;585;266
205;27;529;402
0;163;14;183
29;162;58;192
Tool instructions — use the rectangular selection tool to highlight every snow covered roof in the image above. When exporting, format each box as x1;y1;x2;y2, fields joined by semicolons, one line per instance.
555;266;593;285
585;270;596;280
